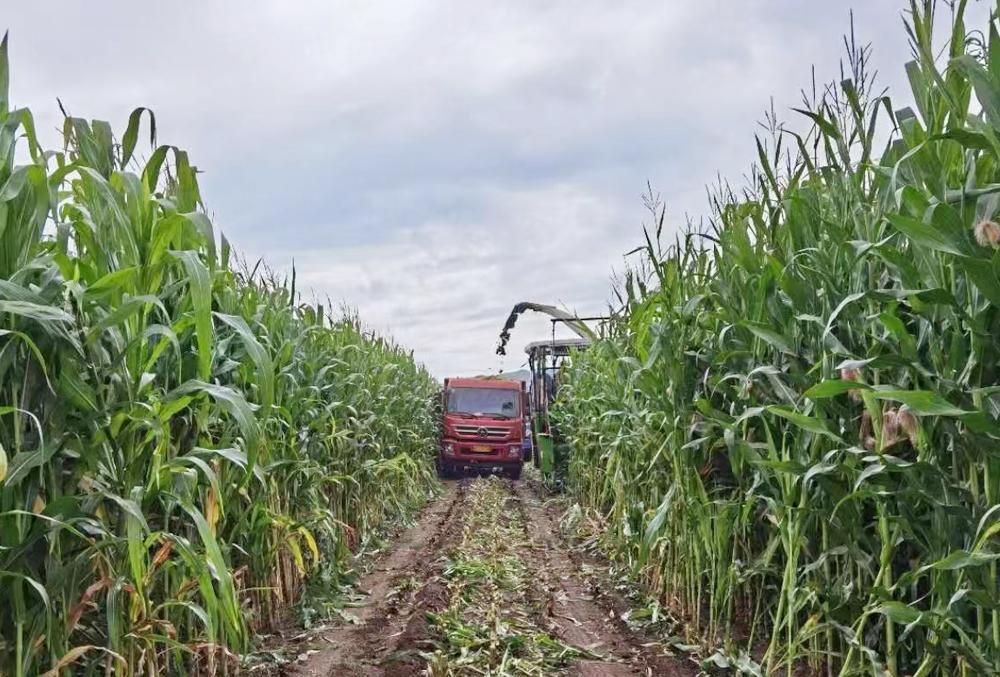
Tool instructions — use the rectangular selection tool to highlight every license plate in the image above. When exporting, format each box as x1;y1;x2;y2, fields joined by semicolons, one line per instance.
471;444;491;453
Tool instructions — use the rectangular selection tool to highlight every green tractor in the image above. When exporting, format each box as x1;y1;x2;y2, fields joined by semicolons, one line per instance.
496;302;596;484
523;338;589;482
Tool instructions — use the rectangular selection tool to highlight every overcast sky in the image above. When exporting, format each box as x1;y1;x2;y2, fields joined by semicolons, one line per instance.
6;1;987;377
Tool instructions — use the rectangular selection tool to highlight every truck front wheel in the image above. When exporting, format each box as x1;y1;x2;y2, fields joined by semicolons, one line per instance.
506;465;522;481
437;460;454;479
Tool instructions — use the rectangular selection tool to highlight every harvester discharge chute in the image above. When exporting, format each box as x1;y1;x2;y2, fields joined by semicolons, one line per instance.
496;302;594;356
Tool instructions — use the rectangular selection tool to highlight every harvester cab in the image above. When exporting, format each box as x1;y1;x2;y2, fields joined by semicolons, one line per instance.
524;338;589;480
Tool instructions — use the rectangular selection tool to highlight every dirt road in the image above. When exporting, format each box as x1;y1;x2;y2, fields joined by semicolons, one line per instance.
281;476;696;676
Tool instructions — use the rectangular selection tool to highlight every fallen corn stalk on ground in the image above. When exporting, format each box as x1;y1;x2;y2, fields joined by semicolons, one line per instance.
285;475;697;676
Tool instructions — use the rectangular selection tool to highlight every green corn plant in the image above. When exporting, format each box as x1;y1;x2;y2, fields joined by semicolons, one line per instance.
554;2;1000;675
0;34;439;676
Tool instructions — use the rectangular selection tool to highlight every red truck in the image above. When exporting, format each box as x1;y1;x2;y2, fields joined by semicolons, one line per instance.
438;377;526;480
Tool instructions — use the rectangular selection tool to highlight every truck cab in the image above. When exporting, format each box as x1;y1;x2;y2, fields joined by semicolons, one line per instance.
439;377;526;480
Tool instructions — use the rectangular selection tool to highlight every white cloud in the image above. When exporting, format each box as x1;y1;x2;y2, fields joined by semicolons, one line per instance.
5;1;990;377
293;182;631;376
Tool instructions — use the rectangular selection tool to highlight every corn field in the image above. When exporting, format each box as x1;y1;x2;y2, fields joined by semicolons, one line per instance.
0;37;439;675
554;2;1000;675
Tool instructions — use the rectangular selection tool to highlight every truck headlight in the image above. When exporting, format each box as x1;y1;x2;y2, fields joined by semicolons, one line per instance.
508;445;521;458
443;443;455;457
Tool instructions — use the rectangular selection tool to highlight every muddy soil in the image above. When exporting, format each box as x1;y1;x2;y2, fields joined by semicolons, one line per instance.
283;475;696;676
512;482;696;677
279;481;464;676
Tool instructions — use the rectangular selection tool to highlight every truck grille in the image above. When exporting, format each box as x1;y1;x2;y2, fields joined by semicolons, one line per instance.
454;425;510;439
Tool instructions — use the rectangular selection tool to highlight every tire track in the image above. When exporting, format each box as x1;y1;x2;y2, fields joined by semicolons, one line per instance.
288;480;467;676
512;481;696;676
283;476;696;676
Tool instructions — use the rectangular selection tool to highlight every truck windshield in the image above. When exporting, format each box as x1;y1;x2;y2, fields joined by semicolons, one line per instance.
447;388;520;418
